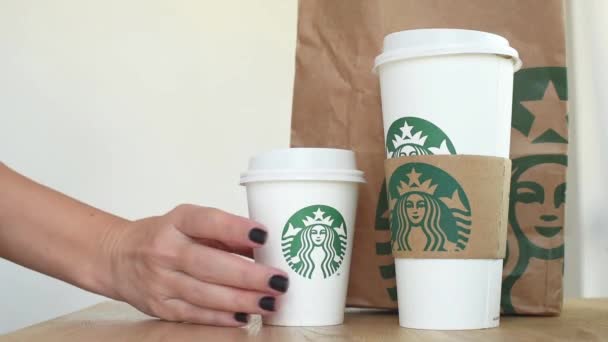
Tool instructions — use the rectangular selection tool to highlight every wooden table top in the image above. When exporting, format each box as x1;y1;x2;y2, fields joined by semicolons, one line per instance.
3;299;608;341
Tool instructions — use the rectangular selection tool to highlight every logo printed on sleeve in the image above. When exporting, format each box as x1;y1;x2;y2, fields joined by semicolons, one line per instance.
375;116;458;300
386;117;456;158
388;163;472;252
282;205;347;279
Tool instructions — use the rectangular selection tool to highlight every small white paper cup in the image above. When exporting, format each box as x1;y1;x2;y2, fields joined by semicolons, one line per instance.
240;148;365;326
375;29;519;330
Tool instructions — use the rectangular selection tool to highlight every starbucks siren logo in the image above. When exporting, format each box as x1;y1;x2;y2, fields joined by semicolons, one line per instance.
375;116;458;300
386;117;456;158
502;67;568;314
282;205;347;279
388;163;472;252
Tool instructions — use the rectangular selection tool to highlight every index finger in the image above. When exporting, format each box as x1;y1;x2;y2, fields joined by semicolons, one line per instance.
169;204;267;249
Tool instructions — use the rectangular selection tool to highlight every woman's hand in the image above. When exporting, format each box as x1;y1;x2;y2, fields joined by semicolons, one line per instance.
107;204;289;327
0;165;287;327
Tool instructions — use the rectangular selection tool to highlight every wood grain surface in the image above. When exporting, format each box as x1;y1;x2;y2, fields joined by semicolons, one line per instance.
3;299;607;341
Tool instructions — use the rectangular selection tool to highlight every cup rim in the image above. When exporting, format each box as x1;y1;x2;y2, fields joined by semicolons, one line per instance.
239;169;366;185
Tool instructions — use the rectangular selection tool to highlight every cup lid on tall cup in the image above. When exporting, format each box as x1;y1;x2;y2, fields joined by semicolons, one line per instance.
374;29;522;72
240;148;365;184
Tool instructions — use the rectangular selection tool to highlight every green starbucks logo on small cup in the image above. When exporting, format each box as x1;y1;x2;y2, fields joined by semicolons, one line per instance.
282;205;347;279
386;117;456;158
388;163;472;252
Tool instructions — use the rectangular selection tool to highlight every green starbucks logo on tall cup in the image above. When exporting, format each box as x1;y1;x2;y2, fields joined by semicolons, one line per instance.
282;205;347;279
388;163;472;252
386;117;456;158
375;117;458;299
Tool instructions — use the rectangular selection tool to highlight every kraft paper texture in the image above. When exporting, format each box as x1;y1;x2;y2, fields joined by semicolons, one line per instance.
290;0;568;315
384;155;510;259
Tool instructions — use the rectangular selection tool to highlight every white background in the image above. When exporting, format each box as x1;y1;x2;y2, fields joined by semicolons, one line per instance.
565;0;608;299
0;0;605;333
0;0;296;332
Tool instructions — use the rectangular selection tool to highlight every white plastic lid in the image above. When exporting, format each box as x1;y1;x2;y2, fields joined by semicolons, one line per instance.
240;148;365;184
374;29;522;72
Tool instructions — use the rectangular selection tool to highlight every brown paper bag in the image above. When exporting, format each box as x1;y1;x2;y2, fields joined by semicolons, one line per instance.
290;0;568;315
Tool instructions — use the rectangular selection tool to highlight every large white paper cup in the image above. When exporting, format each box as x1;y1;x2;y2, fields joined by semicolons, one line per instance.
240;148;365;326
375;29;520;160
375;29;519;330
395;259;503;330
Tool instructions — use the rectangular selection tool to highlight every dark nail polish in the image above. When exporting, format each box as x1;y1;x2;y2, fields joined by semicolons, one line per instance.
269;275;289;293
249;228;267;245
234;312;249;323
259;296;276;312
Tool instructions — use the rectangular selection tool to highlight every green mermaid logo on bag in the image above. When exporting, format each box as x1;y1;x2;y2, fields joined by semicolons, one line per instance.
388;163;471;252
501;67;568;314
386;117;456;158
282;205;347;279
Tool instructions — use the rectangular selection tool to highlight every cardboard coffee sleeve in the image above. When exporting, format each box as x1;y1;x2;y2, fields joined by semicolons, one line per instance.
384;155;511;260
290;0;568;315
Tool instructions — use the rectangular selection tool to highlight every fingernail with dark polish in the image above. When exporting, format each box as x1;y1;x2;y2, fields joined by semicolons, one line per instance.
269;275;289;293
259;296;276;312
249;228;267;245
234;312;249;323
